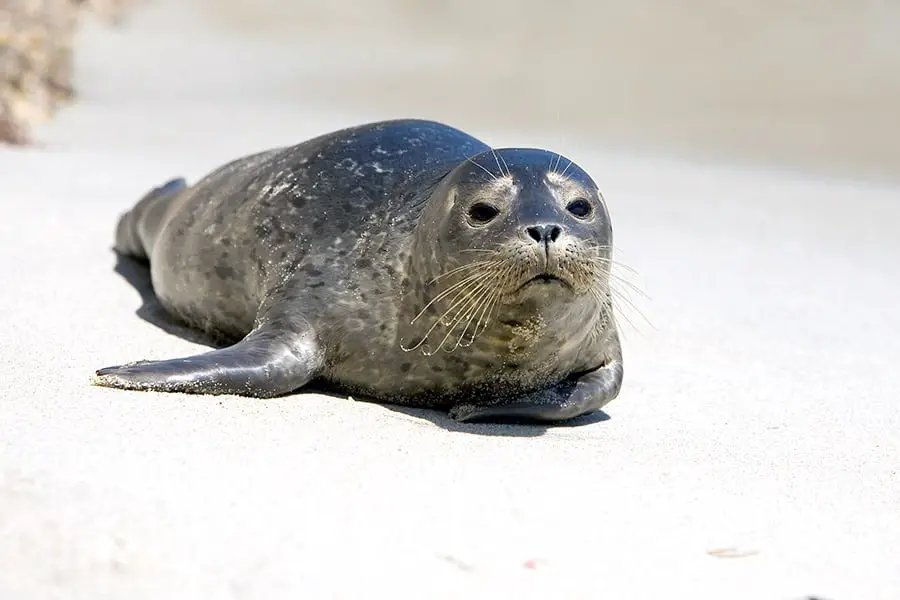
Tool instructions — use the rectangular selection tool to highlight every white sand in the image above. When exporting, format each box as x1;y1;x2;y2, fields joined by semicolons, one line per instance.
2;3;899;599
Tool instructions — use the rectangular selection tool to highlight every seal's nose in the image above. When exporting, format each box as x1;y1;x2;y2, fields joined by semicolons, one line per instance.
525;224;562;244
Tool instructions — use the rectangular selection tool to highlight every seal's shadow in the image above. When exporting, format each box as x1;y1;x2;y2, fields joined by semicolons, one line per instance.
378;404;611;438
303;386;611;438
114;252;221;348
113;252;612;437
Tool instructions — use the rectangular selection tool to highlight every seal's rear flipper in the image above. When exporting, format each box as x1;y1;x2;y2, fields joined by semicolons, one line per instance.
449;362;623;424
153;177;188;197
114;177;189;259
91;326;323;398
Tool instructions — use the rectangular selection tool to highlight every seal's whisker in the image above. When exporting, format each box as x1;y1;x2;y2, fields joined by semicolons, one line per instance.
497;152;511;179
595;262;639;281
527;242;542;266
470;273;508;347
466;156;498;181
589;254;639;274
551;152;563;174
560;158;573;177
547;152;559;175
589;288;632;340
424;270;498;337
586;255;646;302
441;281;488;350
608;284;653;331
415;279;491;354
610;300;638;336
423;271;489;313
480;291;502;337
427;280;493;354
587;243;630;257
590;287;634;335
431;260;514;353
589;260;649;307
458;263;511;348
459;248;500;254
445;262;511;351
589;288;613;319
402;284;488;351
428;260;499;285
607;287;639;319
605;271;648;299
490;148;508;178
411;268;495;324
474;264;514;340
454;283;494;349
399;334;429;352
461;297;492;347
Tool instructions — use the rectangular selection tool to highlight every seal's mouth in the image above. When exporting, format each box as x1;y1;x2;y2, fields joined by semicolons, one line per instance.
532;274;562;284
517;273;572;291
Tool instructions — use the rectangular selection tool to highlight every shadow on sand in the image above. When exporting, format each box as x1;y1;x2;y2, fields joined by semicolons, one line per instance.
112;251;611;437
114;251;222;348
381;404;610;437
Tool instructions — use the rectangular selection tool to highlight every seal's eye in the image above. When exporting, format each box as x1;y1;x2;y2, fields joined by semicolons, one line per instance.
468;202;500;224
566;198;592;219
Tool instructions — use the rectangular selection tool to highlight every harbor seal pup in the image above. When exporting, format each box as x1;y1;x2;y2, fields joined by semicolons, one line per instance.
93;119;623;423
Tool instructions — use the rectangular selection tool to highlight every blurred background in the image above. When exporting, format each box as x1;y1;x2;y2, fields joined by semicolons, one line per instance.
200;0;900;183
4;0;900;184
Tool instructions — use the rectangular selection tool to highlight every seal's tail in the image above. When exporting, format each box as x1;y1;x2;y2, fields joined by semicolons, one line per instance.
114;177;188;260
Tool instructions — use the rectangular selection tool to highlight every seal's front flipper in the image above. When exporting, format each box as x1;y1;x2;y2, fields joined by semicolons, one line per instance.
92;326;322;398
450;362;623;424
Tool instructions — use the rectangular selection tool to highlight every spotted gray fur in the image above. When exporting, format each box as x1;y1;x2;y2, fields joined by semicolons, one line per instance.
95;119;624;423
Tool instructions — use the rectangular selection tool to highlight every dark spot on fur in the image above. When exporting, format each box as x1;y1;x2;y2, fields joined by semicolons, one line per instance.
215;265;236;279
400;363;411;373
304;265;323;277
356;258;371;269
309;281;325;288
379;323;387;332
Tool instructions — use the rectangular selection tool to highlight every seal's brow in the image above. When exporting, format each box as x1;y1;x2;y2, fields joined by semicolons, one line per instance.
545;171;572;187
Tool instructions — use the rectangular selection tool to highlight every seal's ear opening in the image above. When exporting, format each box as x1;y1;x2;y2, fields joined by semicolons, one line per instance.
446;186;458;209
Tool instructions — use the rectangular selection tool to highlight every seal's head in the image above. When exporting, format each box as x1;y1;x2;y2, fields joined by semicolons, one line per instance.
407;148;615;354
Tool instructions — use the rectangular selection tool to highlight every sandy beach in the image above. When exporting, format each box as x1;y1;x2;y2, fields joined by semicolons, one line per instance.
1;2;899;598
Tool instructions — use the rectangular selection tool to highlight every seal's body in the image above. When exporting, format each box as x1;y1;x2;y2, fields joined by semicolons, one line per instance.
95;119;623;423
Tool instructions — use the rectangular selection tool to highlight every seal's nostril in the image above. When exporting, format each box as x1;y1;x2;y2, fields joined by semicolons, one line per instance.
525;224;562;244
